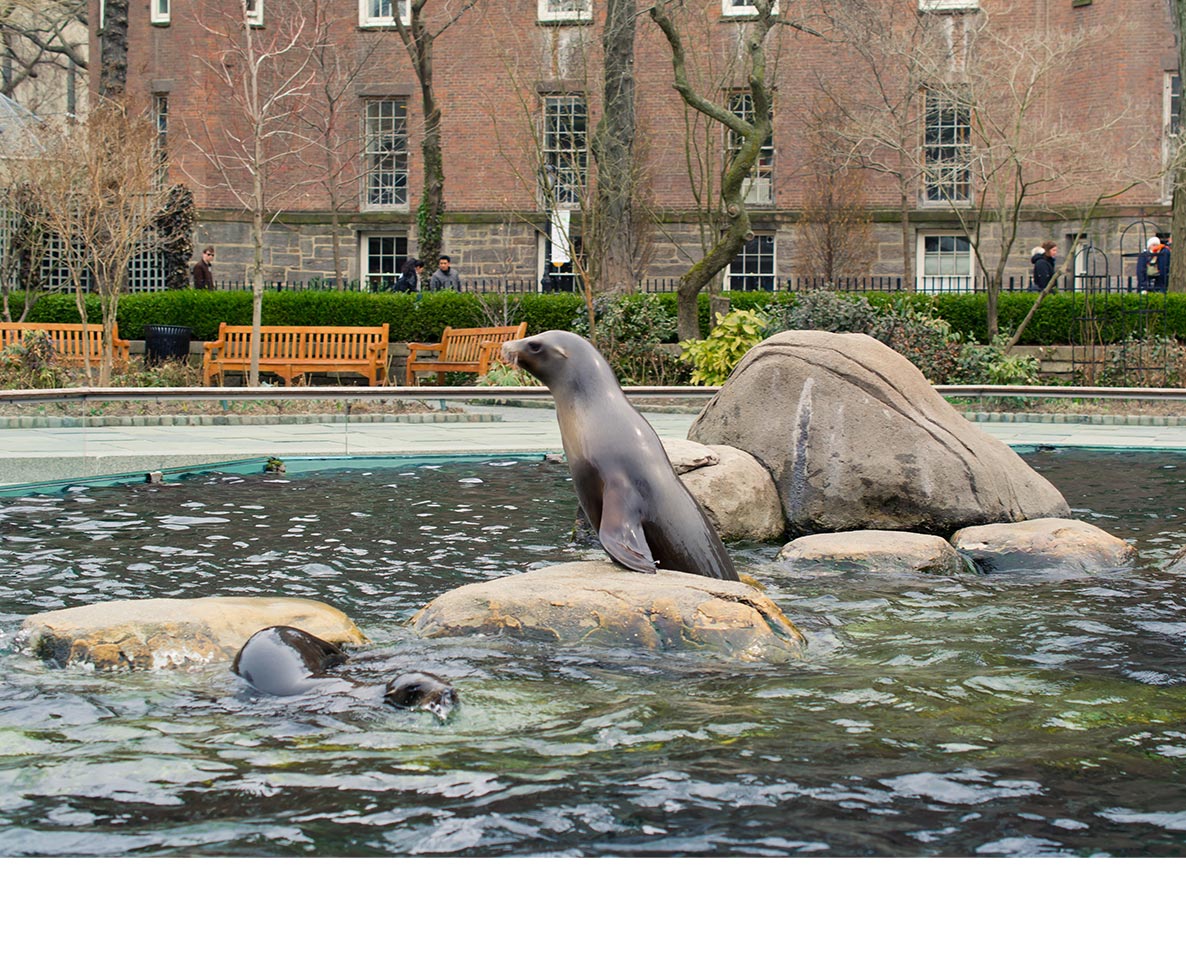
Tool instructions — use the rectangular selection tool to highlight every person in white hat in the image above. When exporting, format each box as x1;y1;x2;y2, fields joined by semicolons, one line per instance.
1137;236;1168;292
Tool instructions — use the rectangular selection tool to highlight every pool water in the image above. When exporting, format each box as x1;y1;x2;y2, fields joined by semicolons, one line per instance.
0;451;1184;857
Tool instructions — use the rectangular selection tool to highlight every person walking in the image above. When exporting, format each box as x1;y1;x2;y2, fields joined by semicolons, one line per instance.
429;255;461;291
394;257;423;292
1137;237;1168;292
192;247;215;289
1031;241;1057;293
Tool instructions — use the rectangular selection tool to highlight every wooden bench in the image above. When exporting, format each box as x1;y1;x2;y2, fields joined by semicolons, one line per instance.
202;323;390;386
405;323;528;386
0;322;130;365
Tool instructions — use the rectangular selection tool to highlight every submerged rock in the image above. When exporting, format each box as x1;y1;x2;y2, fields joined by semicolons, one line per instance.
22;596;366;670
688;330;1070;537
777;529;971;576
951;518;1136;574
411;561;805;663
1166;547;1186;575
662;438;785;542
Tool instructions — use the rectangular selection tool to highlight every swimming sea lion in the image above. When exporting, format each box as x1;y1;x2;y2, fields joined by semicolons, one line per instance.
231;625;350;696
384;671;459;721
501;330;739;581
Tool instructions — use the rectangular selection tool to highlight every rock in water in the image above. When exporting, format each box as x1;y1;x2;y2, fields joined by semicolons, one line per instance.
661;439;785;542
777;530;971;576
688;331;1070;537
21;596;366;670
410;561;805;663
951;518;1136;574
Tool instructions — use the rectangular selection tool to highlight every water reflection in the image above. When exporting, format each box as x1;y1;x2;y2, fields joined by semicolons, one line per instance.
0;452;1184;856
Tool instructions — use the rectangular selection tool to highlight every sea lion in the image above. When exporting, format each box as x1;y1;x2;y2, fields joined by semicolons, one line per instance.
384;671;459;721
501;330;739;581
231;625;350;696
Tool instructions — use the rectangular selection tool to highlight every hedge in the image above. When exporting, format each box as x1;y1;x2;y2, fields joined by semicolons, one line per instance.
5;288;1186;345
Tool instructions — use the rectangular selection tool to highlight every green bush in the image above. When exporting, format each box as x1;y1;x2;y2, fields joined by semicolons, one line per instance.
680;308;772;385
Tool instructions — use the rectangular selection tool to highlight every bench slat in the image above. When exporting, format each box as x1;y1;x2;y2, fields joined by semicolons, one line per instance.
202;324;390;386
0;323;131;364
406;323;527;386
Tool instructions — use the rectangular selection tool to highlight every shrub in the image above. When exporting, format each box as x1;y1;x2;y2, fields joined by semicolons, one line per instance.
572;294;688;384
0;330;65;388
680;308;772;385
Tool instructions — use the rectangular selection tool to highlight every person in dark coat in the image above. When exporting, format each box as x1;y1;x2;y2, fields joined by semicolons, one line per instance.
393;257;423;292
1137;237;1168;292
1031;240;1057;293
192;247;214;289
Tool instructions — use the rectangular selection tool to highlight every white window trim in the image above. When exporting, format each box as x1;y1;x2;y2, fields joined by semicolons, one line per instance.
916;232;974;292
1164;72;1179;203
537;0;593;24
359;0;410;28
150;0;170;26
918;0;978;11
358;232;409;292
244;0;264;27
726;234;777;291
722;0;779;18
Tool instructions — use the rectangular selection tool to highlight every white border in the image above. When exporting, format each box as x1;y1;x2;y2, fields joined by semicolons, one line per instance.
150;0;171;26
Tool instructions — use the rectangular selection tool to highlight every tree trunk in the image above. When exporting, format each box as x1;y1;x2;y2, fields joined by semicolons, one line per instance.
985;279;1000;340
899;177;914;291
99;0;128;97
1172;0;1186;292
251;176;264;386
415;25;445;269
592;0;638;295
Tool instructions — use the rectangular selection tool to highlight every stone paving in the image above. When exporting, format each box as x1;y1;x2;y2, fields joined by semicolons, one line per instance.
1;403;1185;489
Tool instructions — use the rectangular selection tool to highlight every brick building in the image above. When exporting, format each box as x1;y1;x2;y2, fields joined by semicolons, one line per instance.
94;0;1178;292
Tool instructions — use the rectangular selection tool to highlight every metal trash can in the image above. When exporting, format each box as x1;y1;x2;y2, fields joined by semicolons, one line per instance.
144;325;193;365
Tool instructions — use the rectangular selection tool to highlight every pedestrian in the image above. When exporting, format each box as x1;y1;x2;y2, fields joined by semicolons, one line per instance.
393;257;423;293
192;246;214;289
1031;241;1057;293
429;255;461;291
1137;236;1168;292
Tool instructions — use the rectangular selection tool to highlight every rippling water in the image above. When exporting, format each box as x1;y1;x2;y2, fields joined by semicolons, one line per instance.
0;450;1184;857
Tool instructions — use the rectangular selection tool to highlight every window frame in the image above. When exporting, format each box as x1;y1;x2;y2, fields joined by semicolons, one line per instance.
727;234;776;292
359;0;410;28
721;0;779;18
541;93;588;209
362;98;410;211
1164;72;1180;202
150;0;171;26
726;90;774;207
359;232;410;292
244;0;263;27
922;87;972;205
537;0;593;24
916;233;974;292
918;0;979;11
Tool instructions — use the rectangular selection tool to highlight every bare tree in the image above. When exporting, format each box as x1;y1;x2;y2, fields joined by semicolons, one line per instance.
0;0;87;112
1170;0;1186;293
185;0;317;385
391;0;482;270
35;100;174;383
649;0;780;342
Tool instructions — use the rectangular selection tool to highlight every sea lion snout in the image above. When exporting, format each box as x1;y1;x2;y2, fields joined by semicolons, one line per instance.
385;671;459;721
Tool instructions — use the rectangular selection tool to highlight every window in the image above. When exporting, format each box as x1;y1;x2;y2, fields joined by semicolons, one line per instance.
363;99;409;209
923;88;971;203
244;0;263;27
722;0;778;17
917;233;973;291
359;0;409;27
151;0;170;26
542;95;587;207
727;234;776;291
727;91;774;206
918;0;978;10
1164;73;1179;201
538;0;593;23
153;94;169;185
360;234;409;292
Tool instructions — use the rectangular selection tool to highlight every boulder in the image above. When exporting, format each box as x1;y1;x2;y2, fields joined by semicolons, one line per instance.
688;331;1070;537
410;561;805;663
951;518;1136;574
21;596;366;670
776;529;971;576
662;438;785;542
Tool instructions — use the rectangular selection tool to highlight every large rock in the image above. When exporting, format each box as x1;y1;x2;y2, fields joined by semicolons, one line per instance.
951;518;1136;574
21;596;366;670
662;438;785;542
688;331;1070;537
777;530;971;576
410;561;805;662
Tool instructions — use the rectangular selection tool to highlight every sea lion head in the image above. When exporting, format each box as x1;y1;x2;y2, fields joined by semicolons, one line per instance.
500;330;583;388
384;671;459;721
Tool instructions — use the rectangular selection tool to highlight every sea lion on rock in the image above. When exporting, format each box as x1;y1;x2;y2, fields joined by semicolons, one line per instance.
501;330;739;581
231;625;350;696
384;671;459;721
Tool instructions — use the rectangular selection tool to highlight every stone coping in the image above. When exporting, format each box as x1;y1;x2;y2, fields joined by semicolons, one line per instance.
960;411;1186;427
0;411;498;429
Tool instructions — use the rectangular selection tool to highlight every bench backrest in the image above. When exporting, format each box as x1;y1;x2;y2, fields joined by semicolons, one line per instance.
0;322;125;361
440;324;527;363
214;324;388;361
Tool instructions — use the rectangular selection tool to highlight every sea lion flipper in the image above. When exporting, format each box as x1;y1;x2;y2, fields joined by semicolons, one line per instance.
598;487;657;574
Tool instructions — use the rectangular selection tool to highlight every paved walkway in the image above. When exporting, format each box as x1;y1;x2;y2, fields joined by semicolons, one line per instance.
2;403;1185;489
